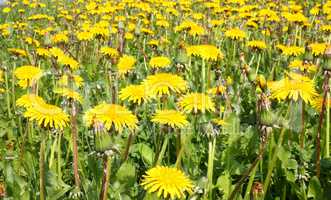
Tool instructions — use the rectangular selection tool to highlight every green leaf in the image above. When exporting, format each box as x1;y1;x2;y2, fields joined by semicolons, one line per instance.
133;143;155;166
216;171;232;200
115;161;136;186
308;176;322;200
277;146;291;169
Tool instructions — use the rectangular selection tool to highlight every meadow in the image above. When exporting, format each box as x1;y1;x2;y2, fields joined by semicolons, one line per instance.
0;0;331;199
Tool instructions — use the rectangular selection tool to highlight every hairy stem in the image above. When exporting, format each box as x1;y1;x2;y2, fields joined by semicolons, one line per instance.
99;156;112;200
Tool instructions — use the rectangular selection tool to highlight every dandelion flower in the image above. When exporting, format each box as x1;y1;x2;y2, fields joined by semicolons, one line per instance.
151;110;188;128
54;88;83;103
247;40;267;50
84;103;138;132
143;73;187;96
309;43;327;56
119;84;151;105
16;94;46;108
24;103;69;130
288;60;317;73
225;28;247;40
178;92;215;113
268;73;317;104
186;45;223;61
117;55;136;75
8;48;27;57
58;74;84;88
141;166;193;199
149;56;171;69
14;65;43;88
207;85;226;95
312;96;331;112
276;45;304;56
100;46;119;58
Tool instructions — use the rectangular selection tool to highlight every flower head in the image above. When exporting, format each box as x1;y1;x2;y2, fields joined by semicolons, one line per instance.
141;166;193;199
14;65;43;88
178;92;215;113
117;55;136;75
84;103;138;132
276;45;305;56
309;43;327;56
225;28;247;40
100;46;119;58
186;45;223;61
24;102;69;130
16;94;46;108
54;88;83;103
268;72;317;104
151;109;188;128
119;84;152;105
247;40;267;50
149;56;171;69
143;73;187;97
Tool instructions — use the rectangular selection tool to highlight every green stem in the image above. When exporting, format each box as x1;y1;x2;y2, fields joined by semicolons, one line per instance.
39;132;46;200
206;137;216;199
243;160;260;200
263;128;286;196
4;68;11;118
156;135;169;166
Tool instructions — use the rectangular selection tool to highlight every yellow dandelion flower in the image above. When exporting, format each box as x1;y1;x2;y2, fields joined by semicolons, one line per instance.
117;55;136;75
100;46;119;58
312;96;331;112
288;60;317;73
16;94;46;108
149;56;171;69
186;45;223;61
14;65;43;88
56;53;79;70
320;25;331;33
58;74;84;88
0;70;3;83
207;85;226;95
54;88;83;103
8;48;27;57
143;73;187;96
119;84;151;105
188;24;206;36
247;40;267;50
225;28;247;40
84;103;138;132
178;92;215;113
51;32;69;44
309;43;327;56
36;48;50;57
276;44;305;56
141;166;193;200
212;118;226;126
49;47;65;58
76;31;94;41
268;73;317;104
24;103;69;130
151;109;188;128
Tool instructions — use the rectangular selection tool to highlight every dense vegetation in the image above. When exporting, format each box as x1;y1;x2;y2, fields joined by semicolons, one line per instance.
1;0;331;199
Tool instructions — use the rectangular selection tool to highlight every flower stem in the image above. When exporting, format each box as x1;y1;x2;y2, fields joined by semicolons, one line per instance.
155;135;169;166
263;128;286;196
99;155;112;200
123;133;134;161
71;100;80;188
300;101;305;148
206;137;216;199
316;71;330;177
39;132;46;200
